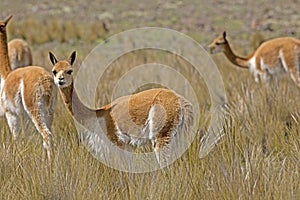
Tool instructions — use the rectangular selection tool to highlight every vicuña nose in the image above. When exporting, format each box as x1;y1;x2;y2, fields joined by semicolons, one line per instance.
59;77;64;80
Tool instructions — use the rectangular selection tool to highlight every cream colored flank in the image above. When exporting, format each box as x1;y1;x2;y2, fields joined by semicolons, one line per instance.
0;16;56;161
8;38;32;70
49;51;194;165
208;32;300;86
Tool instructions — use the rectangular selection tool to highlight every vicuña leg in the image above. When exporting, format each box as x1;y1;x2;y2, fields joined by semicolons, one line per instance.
289;71;300;87
5;111;20;141
279;51;300;87
287;62;300;88
22;94;55;161
27;108;53;161
153;136;172;167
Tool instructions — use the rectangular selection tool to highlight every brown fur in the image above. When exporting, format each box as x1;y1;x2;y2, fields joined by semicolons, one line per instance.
0;16;56;161
0;16;12;80
208;31;300;85
49;51;194;164
8;38;33;70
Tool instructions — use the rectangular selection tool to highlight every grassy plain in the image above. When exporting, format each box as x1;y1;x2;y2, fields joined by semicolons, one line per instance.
1;0;300;199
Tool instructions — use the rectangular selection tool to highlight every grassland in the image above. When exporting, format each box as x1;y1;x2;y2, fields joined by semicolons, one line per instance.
1;0;300;199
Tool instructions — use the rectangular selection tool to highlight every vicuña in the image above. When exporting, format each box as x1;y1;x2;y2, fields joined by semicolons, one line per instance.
0;16;57;161
8;38;33;70
49;51;194;165
208;31;300;86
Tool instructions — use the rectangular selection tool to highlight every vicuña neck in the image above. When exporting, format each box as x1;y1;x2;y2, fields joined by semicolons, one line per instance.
0;31;12;80
59;82;105;124
223;42;250;69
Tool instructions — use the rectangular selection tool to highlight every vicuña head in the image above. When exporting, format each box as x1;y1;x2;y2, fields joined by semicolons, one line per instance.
0;15;13;80
49;51;75;88
49;51;194;166
208;31;300;86
208;31;228;54
0;16;32;71
0;15;12;36
0;15;57;161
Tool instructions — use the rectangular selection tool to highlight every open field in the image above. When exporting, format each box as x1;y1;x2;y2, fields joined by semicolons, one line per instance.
1;0;300;199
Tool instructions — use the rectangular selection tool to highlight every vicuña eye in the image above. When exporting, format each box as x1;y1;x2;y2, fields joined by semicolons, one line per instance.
67;70;73;75
52;70;57;75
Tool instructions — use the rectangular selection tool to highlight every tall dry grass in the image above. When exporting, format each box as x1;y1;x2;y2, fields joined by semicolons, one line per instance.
1;19;300;199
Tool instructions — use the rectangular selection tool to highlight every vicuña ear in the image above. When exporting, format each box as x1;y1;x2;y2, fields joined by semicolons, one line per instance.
223;31;227;39
68;51;76;66
49;52;58;65
4;15;13;26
